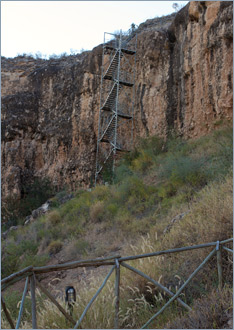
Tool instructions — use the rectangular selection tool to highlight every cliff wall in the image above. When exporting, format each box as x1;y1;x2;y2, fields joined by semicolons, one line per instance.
1;1;233;198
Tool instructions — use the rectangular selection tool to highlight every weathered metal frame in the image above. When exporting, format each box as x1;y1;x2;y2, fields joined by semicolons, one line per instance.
1;238;232;329
95;28;137;185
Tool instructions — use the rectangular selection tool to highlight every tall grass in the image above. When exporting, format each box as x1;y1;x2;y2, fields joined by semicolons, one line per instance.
1;125;233;328
2;171;232;329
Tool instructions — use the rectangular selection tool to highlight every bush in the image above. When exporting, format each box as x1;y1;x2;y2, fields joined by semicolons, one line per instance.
47;210;62;225
106;203;118;217
90;201;105;222
131;150;154;172
118;176;150;202
159;155;207;188
128;136;164;173
138;135;165;157
2;239;39;277
47;240;63;255
20;254;49;270
114;163;133;183
64;239;90;259
91;185;110;201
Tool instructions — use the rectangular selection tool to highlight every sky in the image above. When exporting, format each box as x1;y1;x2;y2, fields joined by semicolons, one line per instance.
1;1;188;59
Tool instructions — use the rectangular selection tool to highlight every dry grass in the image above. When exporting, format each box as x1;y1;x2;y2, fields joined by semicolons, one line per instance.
166;285;233;329
89;201;105;222
119;173;233;319
166;172;233;248
2;174;232;329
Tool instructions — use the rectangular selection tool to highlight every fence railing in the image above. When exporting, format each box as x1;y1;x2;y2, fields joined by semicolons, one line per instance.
1;238;233;329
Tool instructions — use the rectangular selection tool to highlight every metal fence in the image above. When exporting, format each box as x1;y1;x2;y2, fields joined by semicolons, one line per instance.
1;238;233;329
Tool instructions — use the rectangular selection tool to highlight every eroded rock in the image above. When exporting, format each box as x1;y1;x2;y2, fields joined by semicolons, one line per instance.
1;2;233;200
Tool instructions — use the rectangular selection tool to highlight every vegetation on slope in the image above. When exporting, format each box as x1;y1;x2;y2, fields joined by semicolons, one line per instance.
1;124;233;328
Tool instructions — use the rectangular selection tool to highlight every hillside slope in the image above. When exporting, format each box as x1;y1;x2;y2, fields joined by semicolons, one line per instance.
1;125;233;329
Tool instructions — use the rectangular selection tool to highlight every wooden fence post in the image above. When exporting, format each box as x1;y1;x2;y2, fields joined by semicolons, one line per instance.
30;274;37;329
16;276;29;329
1;296;15;329
74;266;115;329
141;248;217;329
115;259;120;329
121;262;191;311
216;241;223;289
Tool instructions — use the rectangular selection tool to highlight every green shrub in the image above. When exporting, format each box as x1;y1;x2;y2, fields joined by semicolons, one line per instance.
60;192;91;221
20;254;49;269
89;201;105;222
64;239;90;259
138;135;165;157
91;185;110;201
2;239;39;277
159;155;208;195
131;150;153;172
106;203;118;217
122;147;140;166
47;210;62;225
102;165;113;184
164;133;187;153
114;163;133;183
125;136;164;174
208;127;233;179
47;240;63;255
118;176;150;202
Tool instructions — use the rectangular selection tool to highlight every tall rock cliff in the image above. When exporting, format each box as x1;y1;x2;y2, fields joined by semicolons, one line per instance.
1;1;233;199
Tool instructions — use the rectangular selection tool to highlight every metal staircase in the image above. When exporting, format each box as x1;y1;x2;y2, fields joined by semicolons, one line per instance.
95;28;137;185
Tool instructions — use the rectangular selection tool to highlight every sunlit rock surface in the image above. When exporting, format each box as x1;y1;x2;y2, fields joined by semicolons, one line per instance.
1;1;233;198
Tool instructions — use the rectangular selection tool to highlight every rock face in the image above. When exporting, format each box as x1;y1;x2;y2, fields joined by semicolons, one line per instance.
1;1;233;199
133;1;233;138
2;51;102;197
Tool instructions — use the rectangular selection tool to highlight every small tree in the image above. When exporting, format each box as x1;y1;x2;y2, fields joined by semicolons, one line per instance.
173;3;179;11
172;2;185;12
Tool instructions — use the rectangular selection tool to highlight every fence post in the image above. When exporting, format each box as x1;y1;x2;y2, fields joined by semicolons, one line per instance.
30;274;37;329
74;266;115;329
115;258;120;329
1;296;15;329
16;276;29;329
216;241;223;289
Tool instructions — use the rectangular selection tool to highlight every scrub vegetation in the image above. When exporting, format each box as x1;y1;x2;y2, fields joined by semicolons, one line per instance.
1;124;233;329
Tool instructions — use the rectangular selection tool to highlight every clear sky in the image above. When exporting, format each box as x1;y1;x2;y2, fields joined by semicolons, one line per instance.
1;1;188;59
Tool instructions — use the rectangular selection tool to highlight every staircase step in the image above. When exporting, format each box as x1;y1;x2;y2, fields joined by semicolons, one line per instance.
101;83;122;110
105;45;136;55
103;51;124;80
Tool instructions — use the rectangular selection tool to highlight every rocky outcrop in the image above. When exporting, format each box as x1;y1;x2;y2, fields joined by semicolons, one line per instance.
2;51;102;197
133;1;233;139
1;1;233;199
